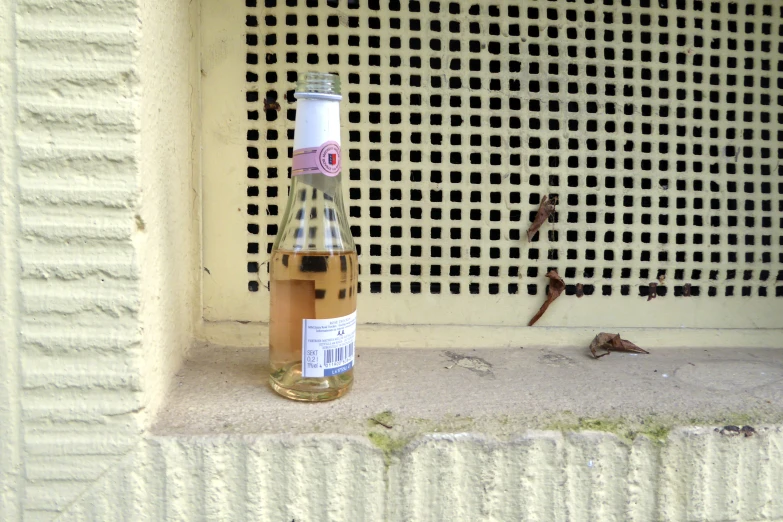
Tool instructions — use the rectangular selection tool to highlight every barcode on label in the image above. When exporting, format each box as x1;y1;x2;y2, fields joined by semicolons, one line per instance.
324;343;354;366
301;311;357;378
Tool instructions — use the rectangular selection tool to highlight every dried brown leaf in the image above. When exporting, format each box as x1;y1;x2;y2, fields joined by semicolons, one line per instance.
576;283;584;298
526;195;557;242
648;282;658;301
528;270;565;326
590;332;649;359
264;98;281;112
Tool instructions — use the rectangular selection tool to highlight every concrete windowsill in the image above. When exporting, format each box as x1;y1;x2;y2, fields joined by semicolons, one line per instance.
153;343;783;437
145;343;783;520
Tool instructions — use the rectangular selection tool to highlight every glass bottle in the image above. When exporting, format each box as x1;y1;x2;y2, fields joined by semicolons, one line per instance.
268;72;357;402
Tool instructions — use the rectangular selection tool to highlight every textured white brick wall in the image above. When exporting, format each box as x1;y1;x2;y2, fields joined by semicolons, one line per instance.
42;429;783;522
15;0;145;513
1;0;21;518
0;0;197;518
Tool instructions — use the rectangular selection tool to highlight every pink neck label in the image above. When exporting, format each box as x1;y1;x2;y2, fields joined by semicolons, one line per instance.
292;141;341;177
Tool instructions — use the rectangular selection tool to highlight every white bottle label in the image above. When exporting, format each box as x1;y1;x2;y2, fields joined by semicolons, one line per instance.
302;311;356;378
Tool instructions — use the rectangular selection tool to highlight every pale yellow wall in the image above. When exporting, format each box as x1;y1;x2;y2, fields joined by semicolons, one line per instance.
200;0;249;324
137;0;200;424
0;0;198;518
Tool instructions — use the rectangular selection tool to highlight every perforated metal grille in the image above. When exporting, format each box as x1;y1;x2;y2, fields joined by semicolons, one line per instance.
236;0;783;326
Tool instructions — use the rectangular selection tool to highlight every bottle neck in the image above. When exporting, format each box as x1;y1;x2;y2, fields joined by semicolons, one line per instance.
274;82;352;253
291;96;343;197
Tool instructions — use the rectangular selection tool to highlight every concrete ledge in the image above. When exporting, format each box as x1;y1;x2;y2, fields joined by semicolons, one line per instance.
155;343;783;435
117;344;783;521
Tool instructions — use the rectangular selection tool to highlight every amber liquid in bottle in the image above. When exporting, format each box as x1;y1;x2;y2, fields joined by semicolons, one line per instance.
269;251;357;400
268;72;357;401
